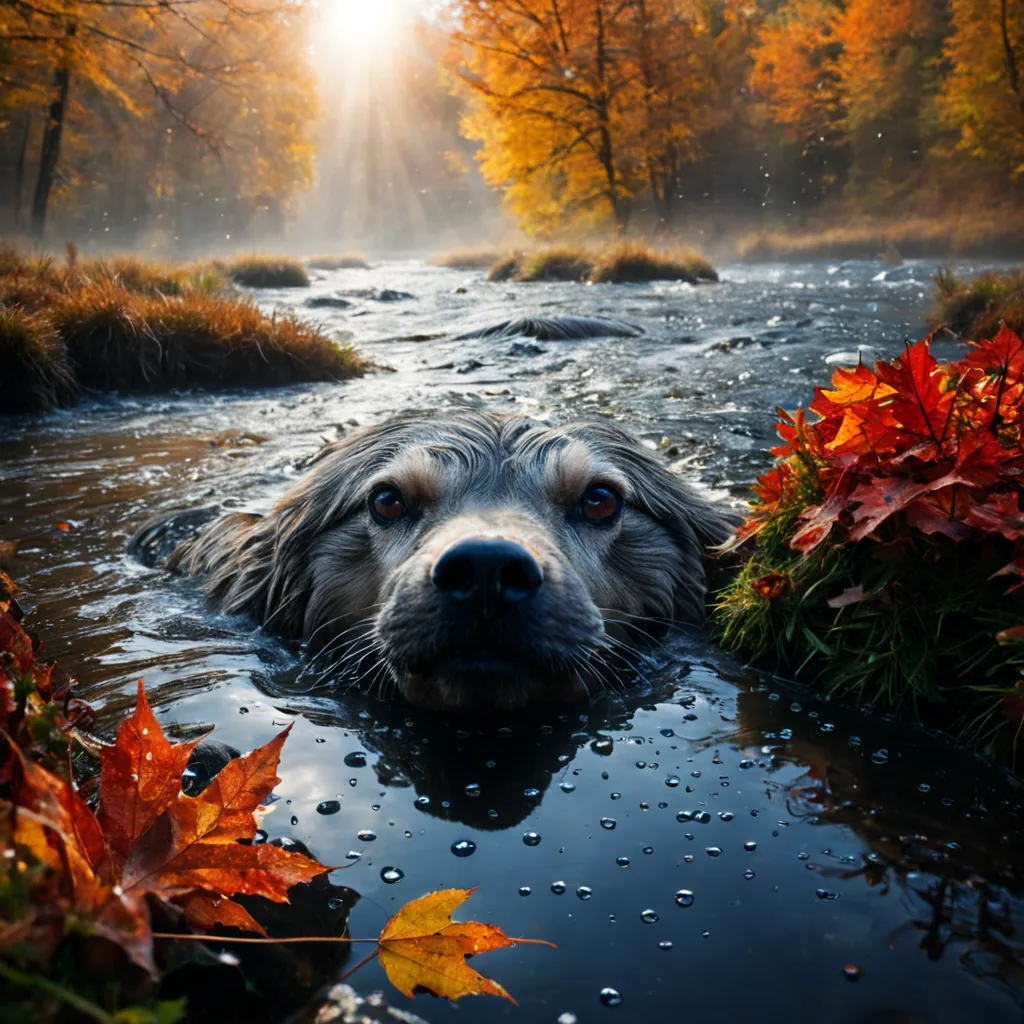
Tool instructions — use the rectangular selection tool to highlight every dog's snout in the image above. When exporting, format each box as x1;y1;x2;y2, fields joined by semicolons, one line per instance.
431;538;543;607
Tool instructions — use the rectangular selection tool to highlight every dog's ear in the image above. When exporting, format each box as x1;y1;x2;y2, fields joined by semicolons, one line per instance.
166;422;403;637
563;421;738;623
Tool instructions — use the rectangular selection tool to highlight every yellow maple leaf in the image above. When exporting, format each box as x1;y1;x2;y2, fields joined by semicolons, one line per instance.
377;887;555;1004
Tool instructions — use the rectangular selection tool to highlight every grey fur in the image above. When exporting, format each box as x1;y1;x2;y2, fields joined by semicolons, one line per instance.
163;411;734;710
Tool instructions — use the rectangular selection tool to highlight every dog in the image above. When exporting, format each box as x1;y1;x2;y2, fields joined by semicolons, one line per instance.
155;411;734;711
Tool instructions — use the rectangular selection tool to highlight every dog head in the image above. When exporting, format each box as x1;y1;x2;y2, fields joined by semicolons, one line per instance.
167;412;734;710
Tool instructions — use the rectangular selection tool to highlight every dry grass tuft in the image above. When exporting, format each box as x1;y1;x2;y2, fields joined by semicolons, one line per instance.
0;245;368;413
0;306;77;414
52;283;363;392
429;249;503;270
738;211;1024;262
222;255;310;289
589;242;718;283
305;254;370;271
484;242;717;284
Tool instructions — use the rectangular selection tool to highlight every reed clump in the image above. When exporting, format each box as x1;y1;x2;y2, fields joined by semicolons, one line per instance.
222;255;310;288
0;306;77;413
304;254;370;271
737;210;1024;262
429;248;504;270
485;242;717;284
0;245;366;413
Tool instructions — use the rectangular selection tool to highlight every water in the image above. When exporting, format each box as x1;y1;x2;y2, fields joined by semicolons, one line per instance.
2;258;1024;1021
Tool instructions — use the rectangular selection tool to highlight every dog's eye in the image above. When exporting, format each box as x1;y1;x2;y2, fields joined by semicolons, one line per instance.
370;486;407;525
580;484;623;525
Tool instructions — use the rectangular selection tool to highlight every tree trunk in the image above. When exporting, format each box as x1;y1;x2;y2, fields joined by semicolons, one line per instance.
31;25;76;240
13;110;31;230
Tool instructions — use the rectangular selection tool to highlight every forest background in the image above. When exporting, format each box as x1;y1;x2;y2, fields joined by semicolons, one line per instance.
1;0;1022;256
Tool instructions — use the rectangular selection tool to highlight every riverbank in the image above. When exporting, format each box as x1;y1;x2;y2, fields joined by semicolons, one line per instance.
0;247;368;414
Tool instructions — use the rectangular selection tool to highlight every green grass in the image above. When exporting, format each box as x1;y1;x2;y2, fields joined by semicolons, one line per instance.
304;254;370;271
485;242;718;284
932;266;1024;340
222;255;310;289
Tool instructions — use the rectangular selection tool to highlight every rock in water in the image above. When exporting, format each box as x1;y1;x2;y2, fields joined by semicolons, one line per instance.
456;315;641;341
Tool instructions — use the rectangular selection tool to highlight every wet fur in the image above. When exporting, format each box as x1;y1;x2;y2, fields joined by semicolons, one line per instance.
164;412;734;709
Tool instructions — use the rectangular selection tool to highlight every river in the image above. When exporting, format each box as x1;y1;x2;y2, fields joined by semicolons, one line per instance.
1;258;1022;1022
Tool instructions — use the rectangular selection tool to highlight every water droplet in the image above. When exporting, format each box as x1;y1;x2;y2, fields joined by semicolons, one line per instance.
705;846;722;857
690;769;701;778
871;748;889;764
743;869;755;879
327;896;348;909
290;815;298;826
551;880;567;894
693;811;711;824
918;782;931;793
660;728;674;737
616;856;630;867
675;889;694;907
797;851;810;860
610;792;621;800
380;866;404;884
676;811;693;822
356;829;376;842
600;817;616;830
560;781;576;793
316;800;341;816
415;795;430;808
523;831;542;847
640;909;659;924
576;886;593;900
558;1014;577;1024
815;888;840;900
315;737;325;744
464;783;481;797
239;706;250;714
665;776;680;788
345;850;361;861
599;988;622;1007
519;886;532;896
524;788;540;798
451;839;477;857
843;964;862;981
718;812;734;822
642;846;654;855
349;779;357;787
658;940;673;950
744;841;757;852
635;760;647;769
639;802;649;810
344;751;368;768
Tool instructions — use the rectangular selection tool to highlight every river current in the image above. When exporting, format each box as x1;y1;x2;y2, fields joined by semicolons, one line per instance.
1;259;1022;1023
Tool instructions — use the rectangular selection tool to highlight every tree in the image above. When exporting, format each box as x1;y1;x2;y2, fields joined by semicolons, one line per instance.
0;0;318;239
940;0;1024;179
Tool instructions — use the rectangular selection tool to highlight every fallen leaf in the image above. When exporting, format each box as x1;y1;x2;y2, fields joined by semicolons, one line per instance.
377;887;554;1004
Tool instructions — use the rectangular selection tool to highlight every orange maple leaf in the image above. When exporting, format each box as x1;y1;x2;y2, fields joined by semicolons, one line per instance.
10;680;330;973
377;887;555;1004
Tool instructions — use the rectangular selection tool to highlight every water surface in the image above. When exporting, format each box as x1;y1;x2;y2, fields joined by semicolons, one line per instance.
1;259;1022;1022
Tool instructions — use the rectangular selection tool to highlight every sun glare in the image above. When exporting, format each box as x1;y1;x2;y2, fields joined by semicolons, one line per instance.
323;0;407;51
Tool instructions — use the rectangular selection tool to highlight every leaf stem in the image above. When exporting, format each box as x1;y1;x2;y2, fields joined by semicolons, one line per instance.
0;961;118;1024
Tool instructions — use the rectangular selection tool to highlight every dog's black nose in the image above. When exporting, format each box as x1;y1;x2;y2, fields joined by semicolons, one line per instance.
431;538;543;608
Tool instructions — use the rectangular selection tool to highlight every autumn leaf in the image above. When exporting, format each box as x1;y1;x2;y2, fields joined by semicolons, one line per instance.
751;573;787;599
377;887;555;1004
7;679;330;974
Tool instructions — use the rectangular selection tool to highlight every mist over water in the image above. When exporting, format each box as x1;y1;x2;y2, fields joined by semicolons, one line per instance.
3;257;1024;1021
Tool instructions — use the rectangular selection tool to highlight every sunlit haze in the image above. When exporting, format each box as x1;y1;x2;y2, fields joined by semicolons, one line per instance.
320;0;411;56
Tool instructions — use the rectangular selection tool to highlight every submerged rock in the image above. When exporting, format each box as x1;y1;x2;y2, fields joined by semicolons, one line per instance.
305;294;354;309
456;315;641;342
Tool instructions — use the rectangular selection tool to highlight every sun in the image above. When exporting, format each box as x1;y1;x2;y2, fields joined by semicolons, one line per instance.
322;0;408;51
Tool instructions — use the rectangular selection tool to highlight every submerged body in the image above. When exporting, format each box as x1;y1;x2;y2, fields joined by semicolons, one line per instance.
159;412;733;710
